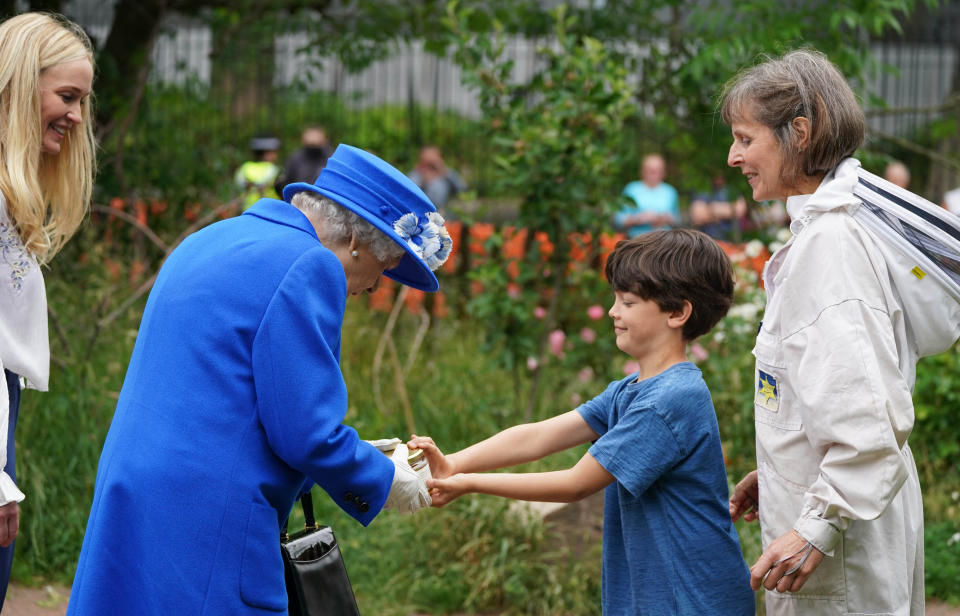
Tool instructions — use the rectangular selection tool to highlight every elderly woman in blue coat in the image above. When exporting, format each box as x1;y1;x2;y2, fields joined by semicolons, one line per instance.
68;145;452;615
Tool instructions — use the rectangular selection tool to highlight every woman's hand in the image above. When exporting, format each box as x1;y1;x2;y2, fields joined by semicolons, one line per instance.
0;501;19;547
408;435;455;479
383;444;432;514
425;474;471;508
729;469;759;522
750;530;824;593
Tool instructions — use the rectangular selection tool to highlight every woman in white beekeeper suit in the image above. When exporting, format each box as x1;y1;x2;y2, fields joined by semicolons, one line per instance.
723;49;960;615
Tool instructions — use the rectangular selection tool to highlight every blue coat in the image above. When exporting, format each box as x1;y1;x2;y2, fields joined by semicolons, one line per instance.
68;200;395;615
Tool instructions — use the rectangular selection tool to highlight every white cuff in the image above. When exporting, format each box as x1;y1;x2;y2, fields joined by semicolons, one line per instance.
794;511;841;556
0;471;24;506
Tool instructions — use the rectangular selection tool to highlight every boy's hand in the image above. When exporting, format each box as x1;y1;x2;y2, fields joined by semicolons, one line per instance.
729;469;759;522
407;435;455;479
425;475;470;507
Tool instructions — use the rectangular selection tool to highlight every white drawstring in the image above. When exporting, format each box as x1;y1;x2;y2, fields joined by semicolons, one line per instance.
772;541;815;577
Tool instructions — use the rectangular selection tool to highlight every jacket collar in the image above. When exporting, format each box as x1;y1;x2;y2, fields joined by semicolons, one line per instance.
786;157;862;235
242;198;319;240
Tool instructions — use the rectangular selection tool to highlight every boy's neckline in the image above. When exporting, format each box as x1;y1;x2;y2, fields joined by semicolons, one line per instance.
631;360;693;384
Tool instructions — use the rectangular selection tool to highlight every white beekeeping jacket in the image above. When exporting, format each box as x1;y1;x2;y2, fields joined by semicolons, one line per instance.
753;158;957;614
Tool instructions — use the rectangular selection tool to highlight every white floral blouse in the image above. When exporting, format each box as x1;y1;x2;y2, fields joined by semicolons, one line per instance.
0;194;47;505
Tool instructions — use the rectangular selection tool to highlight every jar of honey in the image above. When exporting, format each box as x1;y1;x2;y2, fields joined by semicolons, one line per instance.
407;447;432;482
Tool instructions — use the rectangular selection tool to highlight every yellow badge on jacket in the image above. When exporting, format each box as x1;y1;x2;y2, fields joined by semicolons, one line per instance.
755;369;779;412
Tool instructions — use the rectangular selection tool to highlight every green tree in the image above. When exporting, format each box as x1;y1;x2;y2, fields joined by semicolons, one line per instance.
438;0;940;413
449;5;634;417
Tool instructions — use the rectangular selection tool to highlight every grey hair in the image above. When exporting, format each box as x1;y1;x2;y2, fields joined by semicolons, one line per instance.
290;191;406;263
720;49;866;189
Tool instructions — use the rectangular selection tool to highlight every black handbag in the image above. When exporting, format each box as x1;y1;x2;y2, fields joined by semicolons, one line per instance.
281;490;361;616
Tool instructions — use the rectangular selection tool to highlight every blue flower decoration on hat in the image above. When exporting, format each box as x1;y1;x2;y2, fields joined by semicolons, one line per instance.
393;211;452;271
281;144;453;292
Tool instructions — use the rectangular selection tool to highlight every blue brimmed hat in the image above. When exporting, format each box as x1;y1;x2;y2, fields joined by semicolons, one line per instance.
282;144;452;292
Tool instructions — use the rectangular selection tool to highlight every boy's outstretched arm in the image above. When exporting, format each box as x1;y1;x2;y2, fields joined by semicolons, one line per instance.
427;452;614;507
410;410;599;479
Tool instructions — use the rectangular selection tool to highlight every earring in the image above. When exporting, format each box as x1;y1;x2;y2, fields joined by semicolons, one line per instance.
351;250;359;258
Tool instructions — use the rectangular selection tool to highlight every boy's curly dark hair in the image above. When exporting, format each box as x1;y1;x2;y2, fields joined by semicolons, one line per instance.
604;229;735;341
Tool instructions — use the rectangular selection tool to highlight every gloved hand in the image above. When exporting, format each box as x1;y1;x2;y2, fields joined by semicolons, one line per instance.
383;444;432;514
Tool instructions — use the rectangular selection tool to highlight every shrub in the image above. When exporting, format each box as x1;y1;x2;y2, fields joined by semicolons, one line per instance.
925;520;960;605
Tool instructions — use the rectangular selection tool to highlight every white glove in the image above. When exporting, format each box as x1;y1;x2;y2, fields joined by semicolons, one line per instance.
365;437;402;455
383;444;432;514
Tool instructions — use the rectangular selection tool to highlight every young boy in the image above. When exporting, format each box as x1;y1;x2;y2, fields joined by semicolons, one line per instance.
410;229;755;614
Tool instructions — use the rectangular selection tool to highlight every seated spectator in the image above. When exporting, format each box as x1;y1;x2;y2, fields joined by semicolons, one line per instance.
690;174;744;240
615;153;678;236
407;146;467;216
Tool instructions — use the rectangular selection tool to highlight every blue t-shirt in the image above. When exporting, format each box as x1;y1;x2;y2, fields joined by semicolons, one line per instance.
577;363;754;615
616;181;679;236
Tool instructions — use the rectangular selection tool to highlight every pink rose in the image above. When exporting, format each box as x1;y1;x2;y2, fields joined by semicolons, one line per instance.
689;342;709;362
579;327;596;344
577;367;594;382
623;360;640;375
533;306;547;319
548;329;566;357
586;304;605;321
526;356;539;371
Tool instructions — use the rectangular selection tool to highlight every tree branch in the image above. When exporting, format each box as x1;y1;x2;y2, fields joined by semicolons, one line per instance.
94;198;241;332
91;204;169;253
865;93;960;117
869;127;960;172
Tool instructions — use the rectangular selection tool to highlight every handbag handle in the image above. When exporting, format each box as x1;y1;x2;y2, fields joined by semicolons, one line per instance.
282;490;319;542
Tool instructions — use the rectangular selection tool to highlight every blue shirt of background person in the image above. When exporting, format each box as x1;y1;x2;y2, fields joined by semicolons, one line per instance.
407;229;753;615
578;365;754;614
690;174;738;240
614;153;679;236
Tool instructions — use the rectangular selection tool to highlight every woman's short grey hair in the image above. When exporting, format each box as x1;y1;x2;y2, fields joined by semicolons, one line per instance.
720;49;866;188
290;191;406;264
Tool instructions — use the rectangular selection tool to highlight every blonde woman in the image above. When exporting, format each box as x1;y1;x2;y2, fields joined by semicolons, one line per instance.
0;11;95;606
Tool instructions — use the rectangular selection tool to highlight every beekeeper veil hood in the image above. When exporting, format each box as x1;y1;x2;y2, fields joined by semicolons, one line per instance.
848;160;960;357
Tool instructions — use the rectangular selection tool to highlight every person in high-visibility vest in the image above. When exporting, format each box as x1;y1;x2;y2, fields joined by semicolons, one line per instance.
234;135;281;211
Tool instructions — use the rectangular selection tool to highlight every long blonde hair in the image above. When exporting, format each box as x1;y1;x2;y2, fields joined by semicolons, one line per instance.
0;12;96;263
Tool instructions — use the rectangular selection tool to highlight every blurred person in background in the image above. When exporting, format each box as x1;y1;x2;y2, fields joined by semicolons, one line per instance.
274;125;333;194
0;11;96;610
614;153;679;236
689;173;749;241
235;133;281;211
407;145;467;218
884;159;911;190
